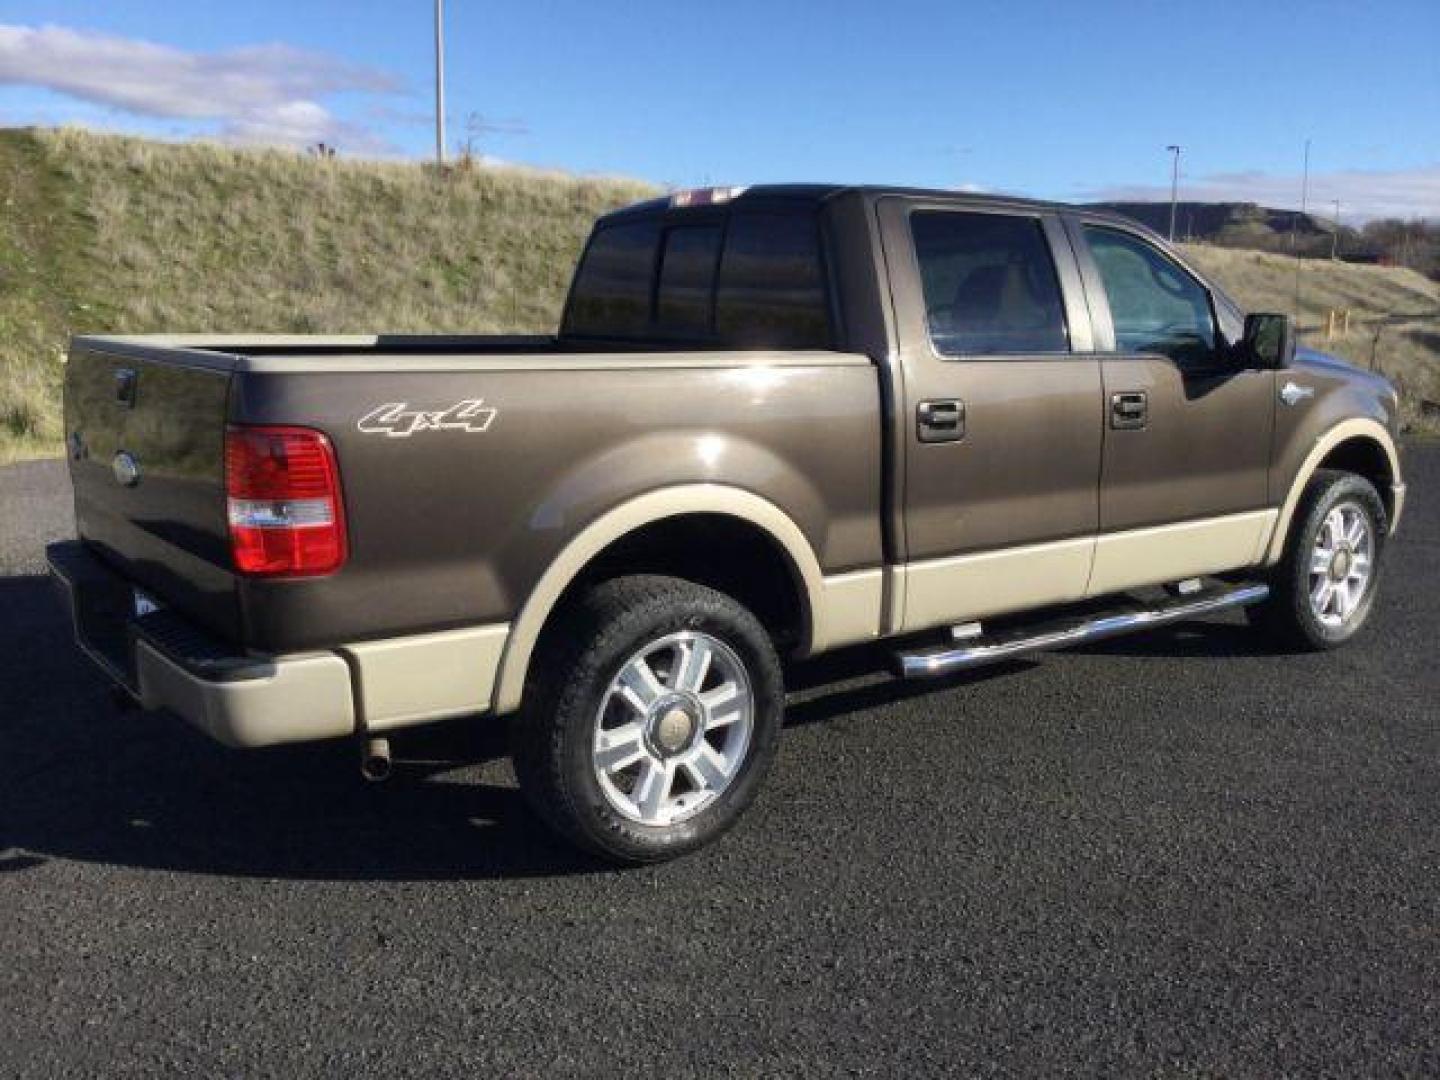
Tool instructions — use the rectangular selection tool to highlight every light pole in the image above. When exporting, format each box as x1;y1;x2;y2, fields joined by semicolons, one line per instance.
1331;199;1342;260
434;0;447;167
1166;145;1181;242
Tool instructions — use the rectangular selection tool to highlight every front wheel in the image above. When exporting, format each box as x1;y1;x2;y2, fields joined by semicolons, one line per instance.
511;575;784;864
1249;469;1387;650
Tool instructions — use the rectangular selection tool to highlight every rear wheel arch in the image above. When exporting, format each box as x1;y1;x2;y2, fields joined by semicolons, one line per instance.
1266;419;1400;565
490;485;825;715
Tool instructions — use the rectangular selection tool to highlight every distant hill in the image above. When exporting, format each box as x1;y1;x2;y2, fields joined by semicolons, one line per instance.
1087;200;1409;267
1091;200;1337;247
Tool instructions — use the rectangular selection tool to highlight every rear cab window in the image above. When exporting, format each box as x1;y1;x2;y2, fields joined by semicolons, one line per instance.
910;211;1070;357
563;202;832;349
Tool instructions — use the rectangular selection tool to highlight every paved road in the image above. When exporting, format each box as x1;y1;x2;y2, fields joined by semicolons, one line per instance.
2;451;1437;1076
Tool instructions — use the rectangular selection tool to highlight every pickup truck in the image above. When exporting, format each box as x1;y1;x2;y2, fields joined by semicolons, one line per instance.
48;184;1406;863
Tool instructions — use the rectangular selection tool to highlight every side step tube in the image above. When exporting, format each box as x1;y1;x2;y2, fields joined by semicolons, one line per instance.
894;582;1270;679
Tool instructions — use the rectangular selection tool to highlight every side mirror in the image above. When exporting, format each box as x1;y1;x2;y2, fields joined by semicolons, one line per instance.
1243;312;1295;369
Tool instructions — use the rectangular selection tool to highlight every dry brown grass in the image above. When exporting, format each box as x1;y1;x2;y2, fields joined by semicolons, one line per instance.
0;126;654;460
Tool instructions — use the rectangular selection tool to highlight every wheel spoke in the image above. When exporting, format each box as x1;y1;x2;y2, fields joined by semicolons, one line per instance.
1321;511;1341;549
1348;553;1370;580
1310;548;1332;574
594;722;646;773
683;742;731;791
1344;515;1367;549
617;656;665;712
672;638;714;694
1332;580;1351;619
1311;578;1335;616
632;758;675;821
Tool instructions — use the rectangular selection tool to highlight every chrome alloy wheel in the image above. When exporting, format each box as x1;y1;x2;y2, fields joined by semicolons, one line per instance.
1309;501;1374;628
592;631;754;827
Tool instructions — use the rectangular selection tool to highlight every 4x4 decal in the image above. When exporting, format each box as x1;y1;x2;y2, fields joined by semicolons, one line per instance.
357;399;498;438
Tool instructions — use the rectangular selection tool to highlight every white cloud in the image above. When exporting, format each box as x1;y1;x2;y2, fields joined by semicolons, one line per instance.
1082;164;1440;222
0;23;402;152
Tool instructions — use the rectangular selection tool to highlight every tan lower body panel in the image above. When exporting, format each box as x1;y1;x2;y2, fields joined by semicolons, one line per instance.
899;536;1095;634
812;568;885;652
135;640;355;748
897;510;1279;635
340;624;511;733
1086;510;1278;597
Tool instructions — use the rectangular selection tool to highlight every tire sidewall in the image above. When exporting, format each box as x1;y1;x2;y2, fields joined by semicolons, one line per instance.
551;584;783;862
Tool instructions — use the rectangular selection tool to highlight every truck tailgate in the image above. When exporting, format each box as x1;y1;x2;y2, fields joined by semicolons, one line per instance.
64;341;242;641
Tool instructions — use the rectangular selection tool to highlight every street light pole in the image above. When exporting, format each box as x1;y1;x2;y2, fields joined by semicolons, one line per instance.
1166;145;1181;242
1331;199;1342;260
434;0;447;167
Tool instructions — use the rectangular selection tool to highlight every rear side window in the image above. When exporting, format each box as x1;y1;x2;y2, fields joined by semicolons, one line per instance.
911;211;1069;356
715;213;830;349
656;224;722;336
564;220;661;337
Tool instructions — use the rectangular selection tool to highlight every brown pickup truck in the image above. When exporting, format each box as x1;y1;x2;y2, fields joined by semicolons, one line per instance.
48;184;1406;863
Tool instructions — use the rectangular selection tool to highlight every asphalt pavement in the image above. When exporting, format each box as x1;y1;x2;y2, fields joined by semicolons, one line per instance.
1;450;1436;1076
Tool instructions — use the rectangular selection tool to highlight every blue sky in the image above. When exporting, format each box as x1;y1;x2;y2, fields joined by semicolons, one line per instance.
2;0;1437;218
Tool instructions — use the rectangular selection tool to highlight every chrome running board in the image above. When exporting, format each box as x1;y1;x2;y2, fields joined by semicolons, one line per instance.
893;582;1270;679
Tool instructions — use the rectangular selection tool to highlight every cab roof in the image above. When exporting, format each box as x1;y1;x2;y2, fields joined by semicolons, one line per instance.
600;183;1149;235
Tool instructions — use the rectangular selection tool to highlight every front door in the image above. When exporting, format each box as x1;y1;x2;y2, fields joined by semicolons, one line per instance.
1070;220;1276;595
876;199;1104;634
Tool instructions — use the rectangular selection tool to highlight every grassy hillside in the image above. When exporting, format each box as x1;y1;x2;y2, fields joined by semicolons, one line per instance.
1;127;1437;461
1181;244;1440;432
0;127;654;461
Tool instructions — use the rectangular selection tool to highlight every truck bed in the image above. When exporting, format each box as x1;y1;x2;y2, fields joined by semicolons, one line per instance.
64;334;883;653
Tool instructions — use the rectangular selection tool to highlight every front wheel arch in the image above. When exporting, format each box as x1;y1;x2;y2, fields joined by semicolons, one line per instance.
1266;420;1399;566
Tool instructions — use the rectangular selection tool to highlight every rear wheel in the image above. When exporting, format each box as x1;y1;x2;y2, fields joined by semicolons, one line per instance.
511;575;783;864
1249;469;1387;650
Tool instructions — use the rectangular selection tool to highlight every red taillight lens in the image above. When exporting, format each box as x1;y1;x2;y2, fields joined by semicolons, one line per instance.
224;425;346;576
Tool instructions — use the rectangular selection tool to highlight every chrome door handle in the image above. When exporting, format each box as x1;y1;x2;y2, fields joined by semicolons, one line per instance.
917;399;965;443
1280;381;1314;406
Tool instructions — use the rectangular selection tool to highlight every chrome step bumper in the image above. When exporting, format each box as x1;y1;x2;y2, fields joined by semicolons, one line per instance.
894;582;1270;679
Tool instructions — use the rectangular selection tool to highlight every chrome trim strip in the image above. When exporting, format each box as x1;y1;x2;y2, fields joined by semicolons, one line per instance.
894;583;1270;679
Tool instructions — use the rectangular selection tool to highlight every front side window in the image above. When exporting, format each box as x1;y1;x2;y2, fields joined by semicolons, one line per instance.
1083;226;1217;369
911;211;1069;357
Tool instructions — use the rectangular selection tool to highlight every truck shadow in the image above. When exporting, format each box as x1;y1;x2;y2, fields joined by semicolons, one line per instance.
0;571;1275;883
0;574;607;881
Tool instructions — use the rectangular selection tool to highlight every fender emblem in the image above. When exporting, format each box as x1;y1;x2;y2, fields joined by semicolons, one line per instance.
357;399;498;438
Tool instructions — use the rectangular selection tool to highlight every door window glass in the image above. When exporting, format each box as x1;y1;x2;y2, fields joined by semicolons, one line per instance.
1083;226;1217;368
910;211;1070;356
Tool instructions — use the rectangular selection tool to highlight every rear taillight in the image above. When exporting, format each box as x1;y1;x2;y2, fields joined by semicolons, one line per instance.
224;425;347;576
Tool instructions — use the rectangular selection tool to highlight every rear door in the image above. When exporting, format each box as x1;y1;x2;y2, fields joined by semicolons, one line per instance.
1068;219;1275;595
876;198;1103;634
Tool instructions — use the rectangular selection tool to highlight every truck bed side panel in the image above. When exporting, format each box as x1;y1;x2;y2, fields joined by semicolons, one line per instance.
228;357;882;652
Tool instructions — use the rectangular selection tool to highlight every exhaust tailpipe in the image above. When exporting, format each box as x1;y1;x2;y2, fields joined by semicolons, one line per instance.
360;737;393;782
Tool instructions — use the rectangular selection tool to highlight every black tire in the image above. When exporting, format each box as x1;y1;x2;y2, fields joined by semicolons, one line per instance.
510;574;784;865
1248;469;1387;651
